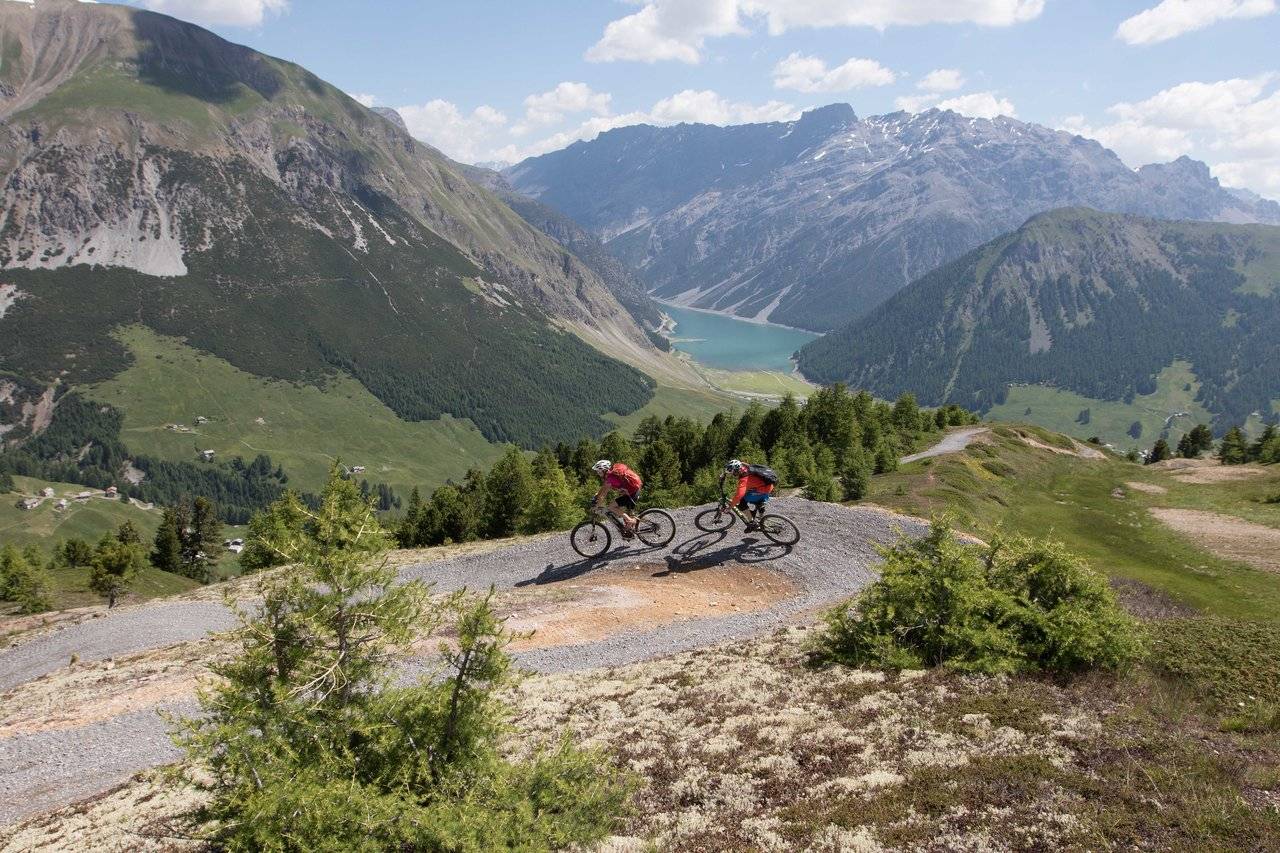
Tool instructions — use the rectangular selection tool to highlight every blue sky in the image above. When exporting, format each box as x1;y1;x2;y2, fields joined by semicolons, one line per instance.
117;1;1280;197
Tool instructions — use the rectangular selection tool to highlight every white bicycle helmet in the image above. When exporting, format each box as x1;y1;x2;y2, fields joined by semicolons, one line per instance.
592;459;612;474
724;459;744;473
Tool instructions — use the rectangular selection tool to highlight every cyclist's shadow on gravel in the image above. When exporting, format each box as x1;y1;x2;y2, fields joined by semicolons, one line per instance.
655;530;792;576
515;540;668;587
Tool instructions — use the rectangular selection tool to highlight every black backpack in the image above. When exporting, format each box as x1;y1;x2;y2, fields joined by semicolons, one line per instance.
746;463;779;485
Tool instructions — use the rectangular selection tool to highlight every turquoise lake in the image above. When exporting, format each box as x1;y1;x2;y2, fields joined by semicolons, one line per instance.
660;303;819;372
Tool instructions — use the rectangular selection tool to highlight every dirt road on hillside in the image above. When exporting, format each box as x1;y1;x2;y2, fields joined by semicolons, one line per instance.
0;499;929;825
900;427;989;464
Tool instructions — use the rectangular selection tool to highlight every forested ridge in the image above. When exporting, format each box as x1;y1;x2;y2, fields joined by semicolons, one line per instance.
0;149;652;449
798;209;1280;430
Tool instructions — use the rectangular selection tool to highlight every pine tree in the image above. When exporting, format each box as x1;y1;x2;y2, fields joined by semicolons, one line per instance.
171;470;628;849
842;449;873;501
89;535;144;608
874;441;899;474
115;519;142;546
1147;438;1172;464
182;496;222;583
150;508;183;573
802;472;839;502
1219;426;1248;465
639;438;681;494
522;466;578;534
598;432;633;466
1250;425;1278;463
0;544;52;613
397;487;426;548
239;491;310;573
59;537;94;569
892;393;921;433
483;447;534;538
1178;424;1214;458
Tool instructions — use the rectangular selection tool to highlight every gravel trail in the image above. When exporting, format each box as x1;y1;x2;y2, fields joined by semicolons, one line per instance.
0;499;926;825
900;426;988;464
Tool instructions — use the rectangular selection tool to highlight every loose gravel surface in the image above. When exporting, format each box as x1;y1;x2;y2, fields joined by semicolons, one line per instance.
0;498;927;826
900;426;988;464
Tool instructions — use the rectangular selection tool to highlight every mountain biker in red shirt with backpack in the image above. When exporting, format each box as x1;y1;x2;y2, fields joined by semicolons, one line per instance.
722;459;776;530
591;459;642;536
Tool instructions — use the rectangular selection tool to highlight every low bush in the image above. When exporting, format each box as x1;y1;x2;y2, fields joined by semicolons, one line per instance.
812;519;1143;674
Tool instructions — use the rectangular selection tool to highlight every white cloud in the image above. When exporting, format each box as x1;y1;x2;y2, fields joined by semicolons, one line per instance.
136;0;288;27
649;89;798;124
935;91;1016;118
1059;75;1280;199
585;0;743;63
395;100;508;164
587;0;1045;63
1116;0;1276;46
772;53;897;92
918;68;965;92
348;93;377;108
521;82;612;126
895;89;1015;117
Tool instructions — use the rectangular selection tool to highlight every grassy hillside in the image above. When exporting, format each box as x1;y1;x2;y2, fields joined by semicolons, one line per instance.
1;475;163;549
800;209;1280;431
83;326;505;497
986;359;1217;450
863;425;1280;621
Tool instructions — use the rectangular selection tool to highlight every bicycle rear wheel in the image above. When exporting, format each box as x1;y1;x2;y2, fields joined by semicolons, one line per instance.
570;520;612;558
758;513;800;546
695;506;735;532
635;508;676;547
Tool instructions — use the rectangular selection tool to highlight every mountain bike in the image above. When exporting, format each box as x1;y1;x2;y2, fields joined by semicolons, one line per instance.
569;503;676;559
694;492;800;546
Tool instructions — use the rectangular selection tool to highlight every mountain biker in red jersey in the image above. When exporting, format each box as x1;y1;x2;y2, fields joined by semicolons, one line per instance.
722;459;774;529
591;459;642;536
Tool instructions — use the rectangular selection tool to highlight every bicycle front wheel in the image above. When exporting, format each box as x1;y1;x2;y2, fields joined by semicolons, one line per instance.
635;508;676;547
570;520;612;558
695;505;735;532
758;513;800;546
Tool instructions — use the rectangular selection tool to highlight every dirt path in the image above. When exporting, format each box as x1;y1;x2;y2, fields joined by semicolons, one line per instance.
900;427;989;464
0;499;926;826
1149;508;1280;574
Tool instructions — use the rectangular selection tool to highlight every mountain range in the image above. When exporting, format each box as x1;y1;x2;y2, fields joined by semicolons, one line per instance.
0;0;686;453
796;208;1280;429
507;104;1280;332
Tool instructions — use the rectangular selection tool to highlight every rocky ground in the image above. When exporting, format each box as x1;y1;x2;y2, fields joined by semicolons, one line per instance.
0;498;926;827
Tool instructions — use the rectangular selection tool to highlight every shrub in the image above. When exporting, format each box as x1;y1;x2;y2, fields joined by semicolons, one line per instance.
172;469;630;850
812;519;1143;675
0;543;53;613
802;472;839;502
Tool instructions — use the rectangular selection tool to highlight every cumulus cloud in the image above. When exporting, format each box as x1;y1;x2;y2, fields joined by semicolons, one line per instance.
587;0;1045;63
772;53;897;92
137;0;288;28
585;0;743;63
521;82;612;127
917;68;965;92
894;89;1015;117
1059;75;1280;199
348;93;377;108
1116;0;1276;45
395;100;509;164
935;91;1016;118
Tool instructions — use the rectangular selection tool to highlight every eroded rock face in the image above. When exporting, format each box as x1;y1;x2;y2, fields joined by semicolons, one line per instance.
507;106;1280;331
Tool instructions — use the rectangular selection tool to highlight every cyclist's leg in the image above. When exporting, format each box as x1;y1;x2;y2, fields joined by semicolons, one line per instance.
615;491;639;532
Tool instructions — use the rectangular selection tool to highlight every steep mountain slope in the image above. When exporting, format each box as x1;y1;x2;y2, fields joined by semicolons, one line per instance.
457;161;663;333
797;209;1280;429
0;0;668;450
506;105;1280;332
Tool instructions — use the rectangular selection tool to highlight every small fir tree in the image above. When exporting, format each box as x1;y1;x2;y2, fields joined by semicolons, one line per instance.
89;535;144;608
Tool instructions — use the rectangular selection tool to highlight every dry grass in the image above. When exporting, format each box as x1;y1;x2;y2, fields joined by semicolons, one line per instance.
4;625;1278;851
1150;507;1280;574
